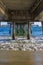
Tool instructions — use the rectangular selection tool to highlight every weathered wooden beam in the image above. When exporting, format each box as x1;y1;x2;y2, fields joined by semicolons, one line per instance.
8;10;32;20
27;21;30;39
0;1;8;20
12;21;15;40
30;0;43;19
41;22;43;35
30;0;42;13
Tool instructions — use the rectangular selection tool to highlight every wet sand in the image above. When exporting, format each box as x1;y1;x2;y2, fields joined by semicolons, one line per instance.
0;50;43;65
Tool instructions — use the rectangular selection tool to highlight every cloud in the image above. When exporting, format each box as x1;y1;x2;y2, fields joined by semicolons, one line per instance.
34;22;41;26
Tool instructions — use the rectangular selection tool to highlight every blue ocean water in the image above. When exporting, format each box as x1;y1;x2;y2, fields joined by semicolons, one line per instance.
0;26;11;36
0;25;42;37
31;25;42;36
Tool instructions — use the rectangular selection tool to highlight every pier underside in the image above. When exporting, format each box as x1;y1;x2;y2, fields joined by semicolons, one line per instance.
0;0;43;65
0;0;43;40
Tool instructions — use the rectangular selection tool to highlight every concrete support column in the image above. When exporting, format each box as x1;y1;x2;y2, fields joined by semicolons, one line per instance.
27;21;30;39
12;21;15;40
41;22;43;35
18;24;20;30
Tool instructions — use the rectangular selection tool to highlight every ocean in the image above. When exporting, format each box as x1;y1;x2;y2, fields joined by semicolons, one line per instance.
31;25;42;36
0;25;42;37
0;26;11;36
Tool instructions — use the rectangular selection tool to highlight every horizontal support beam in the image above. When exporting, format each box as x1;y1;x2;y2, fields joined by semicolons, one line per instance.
0;1;8;20
30;0;42;13
30;0;43;19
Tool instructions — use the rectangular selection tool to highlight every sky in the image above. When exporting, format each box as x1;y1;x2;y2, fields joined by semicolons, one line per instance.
34;22;41;26
1;22;42;26
1;22;7;25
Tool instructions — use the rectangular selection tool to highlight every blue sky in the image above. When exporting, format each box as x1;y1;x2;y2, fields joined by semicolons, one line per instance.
1;22;7;25
34;22;41;26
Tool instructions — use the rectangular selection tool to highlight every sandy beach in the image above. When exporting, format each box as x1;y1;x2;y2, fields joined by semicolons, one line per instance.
0;36;43;51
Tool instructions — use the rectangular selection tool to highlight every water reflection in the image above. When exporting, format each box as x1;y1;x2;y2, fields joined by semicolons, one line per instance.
34;52;42;65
